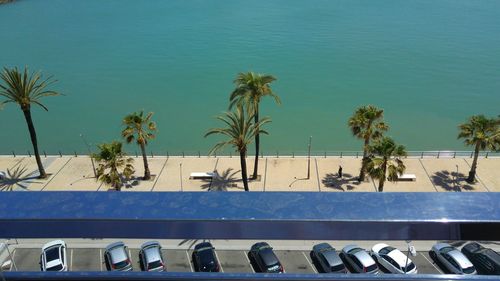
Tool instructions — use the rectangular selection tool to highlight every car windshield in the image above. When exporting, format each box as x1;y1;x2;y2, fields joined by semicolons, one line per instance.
114;260;129;269
379;246;395;255
46;263;63;271
440;247;455;254
332;263;345;272
347;248;362;254
320;246;334;253
267;264;280;272
366;263;378;272
463;266;476;274
405;262;416;272
148;260;163;270
46;247;60;262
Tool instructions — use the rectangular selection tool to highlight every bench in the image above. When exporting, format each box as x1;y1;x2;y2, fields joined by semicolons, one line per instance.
397;173;417;181
189;172;216;180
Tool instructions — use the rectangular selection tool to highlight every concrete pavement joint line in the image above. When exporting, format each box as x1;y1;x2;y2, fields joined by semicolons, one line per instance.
99;248;103;271
314;158;320;191
151;158;168;191
420;253;442;274
41;157;72;191
462;158;490;192
70;248;73;271
302;251;317;273
185;250;194;272
10;248;16;271
419;159;438;192
214;250;223;272
243;251;255;273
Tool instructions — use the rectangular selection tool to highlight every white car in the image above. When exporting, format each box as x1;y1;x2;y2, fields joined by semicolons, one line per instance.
430;243;476;275
40;240;68;271
371;243;417;274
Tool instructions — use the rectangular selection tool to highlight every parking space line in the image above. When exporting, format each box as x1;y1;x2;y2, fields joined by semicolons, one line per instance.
70;248;73;271
9;248;16;271
214;250;224;272
243;251;255;273
185;250;194;272
302;251;317;273
99;248;103;271
420;253;443;274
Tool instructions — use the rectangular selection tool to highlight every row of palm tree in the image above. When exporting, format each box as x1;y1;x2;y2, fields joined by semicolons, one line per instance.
1;66;499;190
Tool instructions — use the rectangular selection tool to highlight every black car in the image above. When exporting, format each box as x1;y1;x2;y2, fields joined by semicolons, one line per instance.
192;242;220;272
311;243;346;273
462;242;500;275
249;242;284;273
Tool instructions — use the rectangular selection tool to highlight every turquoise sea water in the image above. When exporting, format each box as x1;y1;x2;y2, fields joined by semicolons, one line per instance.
0;0;499;155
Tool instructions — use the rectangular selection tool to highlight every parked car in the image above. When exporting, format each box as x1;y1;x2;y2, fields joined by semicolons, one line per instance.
40;240;68;271
341;245;379;274
371;243;417;274
192;242;220;272
461;242;500;275
104;241;133;271
430;243;476;275
249;242;284;273
311;243;346;273
139;241;166;272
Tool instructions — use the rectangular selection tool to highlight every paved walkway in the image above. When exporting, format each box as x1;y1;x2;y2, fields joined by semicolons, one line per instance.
0;155;498;192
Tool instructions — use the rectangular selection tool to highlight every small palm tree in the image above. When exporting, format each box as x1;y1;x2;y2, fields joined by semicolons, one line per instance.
0;67;60;178
458;115;500;183
366;137;406;192
122;111;157;180
92;141;134;191
348;105;389;182
205;106;270;191
229;72;280;179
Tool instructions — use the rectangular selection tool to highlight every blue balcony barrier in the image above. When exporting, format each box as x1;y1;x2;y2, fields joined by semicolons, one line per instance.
0;192;498;240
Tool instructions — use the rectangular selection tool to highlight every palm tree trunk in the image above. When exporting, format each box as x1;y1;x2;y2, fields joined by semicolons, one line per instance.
22;109;47;179
378;162;387;192
252;108;260;179
467;142;480;183
359;138;369;181
240;149;249;191
140;143;151;180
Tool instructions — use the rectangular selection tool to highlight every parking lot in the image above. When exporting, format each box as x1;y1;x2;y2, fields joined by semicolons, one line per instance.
8;247;443;274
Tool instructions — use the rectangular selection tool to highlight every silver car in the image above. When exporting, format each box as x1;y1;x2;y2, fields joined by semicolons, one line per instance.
40;240;68;271
104;241;132;271
341;245;379;274
430;243;476;275
139;241;166;272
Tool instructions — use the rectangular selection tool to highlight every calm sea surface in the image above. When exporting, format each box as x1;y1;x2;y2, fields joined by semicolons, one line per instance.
1;0;499;155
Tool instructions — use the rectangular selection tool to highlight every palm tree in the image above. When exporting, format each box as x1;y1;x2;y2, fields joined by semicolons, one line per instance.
0;67;60;178
92;141;134;191
205;106;270;191
366;137;407;192
348;105;389;182
229;72;280;179
122;111;157;180
458;115;500;183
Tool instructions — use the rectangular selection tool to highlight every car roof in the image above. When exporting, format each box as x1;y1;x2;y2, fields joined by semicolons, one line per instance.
144;246;161;263
258;247;279;266
352;249;375;266
106;242;128;262
321;248;342;266
448;250;474;269
386;249;411;266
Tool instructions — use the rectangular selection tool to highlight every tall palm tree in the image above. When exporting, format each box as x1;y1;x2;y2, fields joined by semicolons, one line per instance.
205;106;270;191
92;141;134;191
458;115;500;183
366;137;407;192
229;72;280;179
122;111;157;180
348;105;389;182
0;67;60;178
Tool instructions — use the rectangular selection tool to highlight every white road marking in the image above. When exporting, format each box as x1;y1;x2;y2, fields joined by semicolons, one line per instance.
70;248;73;271
302;251;317;273
420;252;443;274
186;250;194;272
99;248;103;271
214;250;223;272
243;251;255;273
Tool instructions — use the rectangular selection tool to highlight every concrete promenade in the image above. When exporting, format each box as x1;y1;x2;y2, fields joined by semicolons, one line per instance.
0;155;499;192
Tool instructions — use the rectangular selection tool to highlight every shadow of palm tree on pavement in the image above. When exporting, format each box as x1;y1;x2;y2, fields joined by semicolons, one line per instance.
431;170;474;191
321;173;359;191
200;168;245;191
0;163;41;191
